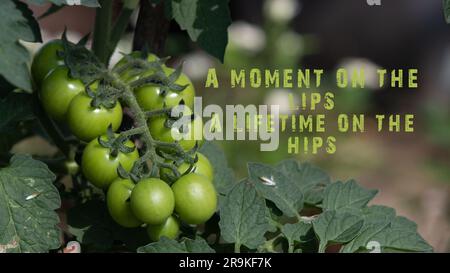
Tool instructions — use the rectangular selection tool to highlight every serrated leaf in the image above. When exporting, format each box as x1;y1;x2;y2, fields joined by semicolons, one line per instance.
0;154;61;252
281;222;313;245
68;199;149;252
277;159;330;205
322;180;378;211
0;1;41;91
341;206;432;253
137;237;215;253
171;0;231;62
199;141;235;195
248;162;304;218
27;0;100;7
312;210;364;253
444;0;450;23
340;205;395;253
371;227;433;253
390;216;418;231
219;181;270;250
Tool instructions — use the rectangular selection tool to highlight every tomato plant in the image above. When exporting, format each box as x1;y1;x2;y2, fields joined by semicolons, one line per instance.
172;173;217;225
0;0;435;255
31;39;65;87
146;215;180;241
161;152;214;182
39;66;85;122
67;92;123;142
107;178;142;228
82;134;139;189
134;67;195;111
148;107;203;151
130;178;175;225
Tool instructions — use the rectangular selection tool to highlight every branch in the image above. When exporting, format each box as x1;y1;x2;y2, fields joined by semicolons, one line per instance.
93;0;113;65
132;0;170;55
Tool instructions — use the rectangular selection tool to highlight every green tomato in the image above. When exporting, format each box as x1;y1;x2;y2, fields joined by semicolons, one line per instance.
146;215;180;241
107;178;142;228
161;152;214;182
81;135;139;189
171;173;217;225
67;93;123;142
148;108;203;151
31;40;65;87
134;66;195;111
39;66;85;122
130;178;175;225
114;51;159;83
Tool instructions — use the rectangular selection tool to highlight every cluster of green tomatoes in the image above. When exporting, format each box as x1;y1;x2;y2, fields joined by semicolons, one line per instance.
31;40;217;242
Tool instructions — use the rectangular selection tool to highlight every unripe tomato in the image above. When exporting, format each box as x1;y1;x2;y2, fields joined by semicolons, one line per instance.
130;178;175;225
39;66;85;122
67;93;123;142
81;135;139;189
161;152;214;182
134;66;195;111
107;178;142;228
171;173;217;225
114;51;159;83
148;107;203;151
31;40;65;87
146;215;180;241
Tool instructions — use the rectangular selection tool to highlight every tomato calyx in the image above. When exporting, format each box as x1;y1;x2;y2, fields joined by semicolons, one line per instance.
117;161;146;184
129;64;189;94
157;145;200;183
85;83;121;109
97;126;136;158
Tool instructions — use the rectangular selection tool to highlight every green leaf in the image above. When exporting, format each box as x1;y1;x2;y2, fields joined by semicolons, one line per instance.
137;237;215;253
63;40;106;84
27;0;100;7
199;141;235;195
0;154;61;252
322;180;378;211
171;0;231;62
37;4;64;20
68;199;149;252
248;162;304;218
219;181;270;250
0;93;35;153
340;205;395;253
390;216;418;231
281;222;314;246
277;159;330;205
371;226;433;253
0;1;42;91
0;93;35;133
312;210;364;253
341;206;433;253
444;0;450;23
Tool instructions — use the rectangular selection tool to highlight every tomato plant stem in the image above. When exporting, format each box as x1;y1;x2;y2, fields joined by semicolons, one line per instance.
234;243;241;253
93;0;113;65
107;7;134;61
